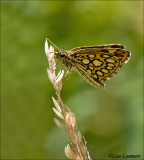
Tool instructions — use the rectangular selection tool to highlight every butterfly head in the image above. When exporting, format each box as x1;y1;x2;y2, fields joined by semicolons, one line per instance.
55;49;67;58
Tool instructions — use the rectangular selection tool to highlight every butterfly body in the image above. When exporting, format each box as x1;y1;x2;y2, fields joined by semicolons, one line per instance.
54;44;131;89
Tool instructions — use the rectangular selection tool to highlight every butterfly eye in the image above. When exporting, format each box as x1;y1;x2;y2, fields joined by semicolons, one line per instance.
59;51;65;57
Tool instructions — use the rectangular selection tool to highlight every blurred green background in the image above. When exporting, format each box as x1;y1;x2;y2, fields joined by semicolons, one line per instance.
1;1;143;159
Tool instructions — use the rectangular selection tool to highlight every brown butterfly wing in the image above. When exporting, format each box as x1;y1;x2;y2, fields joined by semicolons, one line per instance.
70;47;130;88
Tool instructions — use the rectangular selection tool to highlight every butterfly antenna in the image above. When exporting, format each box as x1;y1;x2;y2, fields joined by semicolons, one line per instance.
46;38;59;50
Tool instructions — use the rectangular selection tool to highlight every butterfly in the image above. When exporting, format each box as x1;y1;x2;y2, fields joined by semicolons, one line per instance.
47;38;131;89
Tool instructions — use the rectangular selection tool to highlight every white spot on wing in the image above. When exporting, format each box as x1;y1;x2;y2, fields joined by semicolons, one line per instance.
89;54;95;58
87;70;91;74
82;59;90;64
101;69;109;73
93;60;102;66
97;71;103;76
107;66;113;70
108;63;114;67
106;59;115;63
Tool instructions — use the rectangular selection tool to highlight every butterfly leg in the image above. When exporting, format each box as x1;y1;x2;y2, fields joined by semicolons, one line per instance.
64;69;71;79
62;69;72;90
